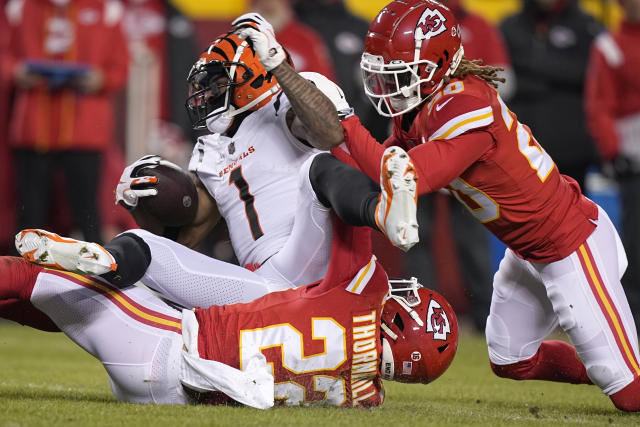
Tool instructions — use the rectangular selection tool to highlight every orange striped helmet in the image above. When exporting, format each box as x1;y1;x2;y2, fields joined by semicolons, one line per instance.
185;32;288;129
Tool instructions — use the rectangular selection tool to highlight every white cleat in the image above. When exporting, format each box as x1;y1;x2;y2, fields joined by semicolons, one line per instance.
15;229;117;275
375;147;419;252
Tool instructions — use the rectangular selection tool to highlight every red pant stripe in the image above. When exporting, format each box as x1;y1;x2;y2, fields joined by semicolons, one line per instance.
46;270;182;334
577;243;640;377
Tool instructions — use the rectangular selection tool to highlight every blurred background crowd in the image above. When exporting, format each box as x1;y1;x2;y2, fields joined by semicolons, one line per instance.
1;0;638;333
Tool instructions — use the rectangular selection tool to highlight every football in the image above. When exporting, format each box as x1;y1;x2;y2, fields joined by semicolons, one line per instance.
133;164;198;228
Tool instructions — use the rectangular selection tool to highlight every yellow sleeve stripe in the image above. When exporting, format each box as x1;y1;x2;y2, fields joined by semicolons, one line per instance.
430;107;494;141
346;256;376;295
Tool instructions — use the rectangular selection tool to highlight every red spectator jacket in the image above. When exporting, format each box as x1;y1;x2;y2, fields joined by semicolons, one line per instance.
448;0;510;67
585;20;640;161
3;0;128;151
276;18;337;82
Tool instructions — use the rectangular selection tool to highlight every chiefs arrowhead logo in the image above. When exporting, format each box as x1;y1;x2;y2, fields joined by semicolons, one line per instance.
415;8;447;40
426;298;451;340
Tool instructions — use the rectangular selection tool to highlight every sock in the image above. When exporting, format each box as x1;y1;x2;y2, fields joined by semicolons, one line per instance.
309;153;380;230
491;340;592;384
0;256;59;331
610;377;640;411
101;232;151;288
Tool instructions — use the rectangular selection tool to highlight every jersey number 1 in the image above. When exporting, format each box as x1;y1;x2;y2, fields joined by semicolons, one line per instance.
229;166;264;240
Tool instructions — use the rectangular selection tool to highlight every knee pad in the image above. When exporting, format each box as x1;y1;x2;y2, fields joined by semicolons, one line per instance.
102;233;151;288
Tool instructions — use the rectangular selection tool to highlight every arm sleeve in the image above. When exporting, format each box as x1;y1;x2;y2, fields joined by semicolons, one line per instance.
339;115;386;181
584;43;619;161
409;131;494;194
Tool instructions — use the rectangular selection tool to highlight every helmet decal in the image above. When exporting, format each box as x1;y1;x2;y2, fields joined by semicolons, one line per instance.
426;298;451;340
415;8;447;40
402;361;413;375
411;351;422;361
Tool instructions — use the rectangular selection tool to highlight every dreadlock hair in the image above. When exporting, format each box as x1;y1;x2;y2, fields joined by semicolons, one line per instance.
444;57;505;88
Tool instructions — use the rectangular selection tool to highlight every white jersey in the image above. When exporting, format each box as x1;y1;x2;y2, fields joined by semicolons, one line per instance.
189;93;320;267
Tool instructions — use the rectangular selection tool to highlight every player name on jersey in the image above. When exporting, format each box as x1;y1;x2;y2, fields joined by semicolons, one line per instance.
351;310;379;405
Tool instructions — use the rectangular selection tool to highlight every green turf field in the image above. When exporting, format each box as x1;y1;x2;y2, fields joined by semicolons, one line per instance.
0;322;637;426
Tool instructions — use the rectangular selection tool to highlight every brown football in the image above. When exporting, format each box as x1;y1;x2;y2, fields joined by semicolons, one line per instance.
134;164;198;228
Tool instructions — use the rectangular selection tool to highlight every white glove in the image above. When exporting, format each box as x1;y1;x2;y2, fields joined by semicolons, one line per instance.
232;13;285;71
115;155;181;209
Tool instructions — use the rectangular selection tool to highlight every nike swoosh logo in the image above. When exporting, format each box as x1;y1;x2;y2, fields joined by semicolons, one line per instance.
435;98;453;112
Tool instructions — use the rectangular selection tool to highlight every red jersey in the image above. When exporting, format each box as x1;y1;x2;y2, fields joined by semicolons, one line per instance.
585;20;640;161
195;220;388;407
340;76;598;262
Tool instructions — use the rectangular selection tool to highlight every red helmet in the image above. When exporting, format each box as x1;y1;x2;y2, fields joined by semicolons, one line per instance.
381;278;458;383
361;0;464;117
185;32;284;129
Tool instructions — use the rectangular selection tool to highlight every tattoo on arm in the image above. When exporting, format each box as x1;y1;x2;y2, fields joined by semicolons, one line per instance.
271;62;344;149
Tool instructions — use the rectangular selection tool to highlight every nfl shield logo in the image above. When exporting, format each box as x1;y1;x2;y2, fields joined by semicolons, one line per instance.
228;142;236;155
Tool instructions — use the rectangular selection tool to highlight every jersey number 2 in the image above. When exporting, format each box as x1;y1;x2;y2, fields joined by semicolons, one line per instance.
240;318;347;406
229;166;264;240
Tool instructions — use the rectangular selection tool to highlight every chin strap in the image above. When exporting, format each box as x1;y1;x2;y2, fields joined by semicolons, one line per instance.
380;322;398;340
231;83;281;116
446;45;465;78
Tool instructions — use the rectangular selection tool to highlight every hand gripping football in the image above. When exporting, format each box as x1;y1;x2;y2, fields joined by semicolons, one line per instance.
133;163;198;228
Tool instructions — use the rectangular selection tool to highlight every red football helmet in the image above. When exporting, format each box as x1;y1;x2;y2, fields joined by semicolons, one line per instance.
381;278;458;384
185;32;284;129
361;0;464;117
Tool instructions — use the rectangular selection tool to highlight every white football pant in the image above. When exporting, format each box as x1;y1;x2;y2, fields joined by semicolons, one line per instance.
487;206;640;395
30;270;188;404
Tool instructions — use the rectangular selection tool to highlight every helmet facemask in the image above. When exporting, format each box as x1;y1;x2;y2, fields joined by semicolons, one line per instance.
385;277;425;324
362;45;463;118
362;53;439;117
185;59;254;130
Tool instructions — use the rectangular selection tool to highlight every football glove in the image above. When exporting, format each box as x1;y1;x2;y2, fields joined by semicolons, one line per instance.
232;13;285;71
115;155;181;209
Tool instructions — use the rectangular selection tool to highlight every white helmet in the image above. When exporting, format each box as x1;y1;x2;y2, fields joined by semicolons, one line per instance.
299;72;354;120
